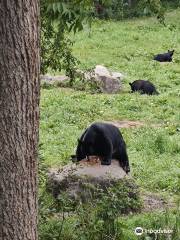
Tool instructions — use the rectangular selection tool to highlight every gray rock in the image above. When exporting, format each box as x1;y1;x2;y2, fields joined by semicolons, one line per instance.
53;75;70;82
40;74;70;86
47;158;132;201
111;71;124;80
94;65;123;93
40;74;53;81
94;65;110;76
82;65;124;93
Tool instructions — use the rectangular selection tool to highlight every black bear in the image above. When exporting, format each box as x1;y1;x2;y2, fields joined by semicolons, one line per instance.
129;80;159;95
154;50;174;62
74;122;130;173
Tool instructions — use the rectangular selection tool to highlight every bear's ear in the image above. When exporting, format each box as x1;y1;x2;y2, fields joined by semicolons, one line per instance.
170;50;174;56
129;82;132;86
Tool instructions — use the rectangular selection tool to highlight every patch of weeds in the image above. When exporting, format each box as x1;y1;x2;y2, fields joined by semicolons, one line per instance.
39;183;179;240
39;178;142;240
71;76;102;93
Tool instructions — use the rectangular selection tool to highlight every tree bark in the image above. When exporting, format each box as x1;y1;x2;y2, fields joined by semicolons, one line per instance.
0;1;40;240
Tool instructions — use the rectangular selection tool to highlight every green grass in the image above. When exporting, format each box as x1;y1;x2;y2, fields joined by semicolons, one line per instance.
40;9;180;239
40;89;180;195
40;9;180;195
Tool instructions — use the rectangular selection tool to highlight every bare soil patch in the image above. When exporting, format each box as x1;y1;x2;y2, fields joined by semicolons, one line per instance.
104;120;161;129
142;193;175;212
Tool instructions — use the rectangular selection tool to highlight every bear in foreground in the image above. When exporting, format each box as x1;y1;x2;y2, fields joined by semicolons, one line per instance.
129;80;159;95
74;122;130;173
153;50;174;62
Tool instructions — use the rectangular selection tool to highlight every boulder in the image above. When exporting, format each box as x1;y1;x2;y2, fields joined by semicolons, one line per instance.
47;158;137;203
94;65;110;76
93;65;123;93
111;71;124;80
78;65;124;93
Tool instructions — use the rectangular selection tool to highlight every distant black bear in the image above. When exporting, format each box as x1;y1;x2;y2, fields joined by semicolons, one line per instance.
129;80;159;95
154;50;174;62
74;122;130;173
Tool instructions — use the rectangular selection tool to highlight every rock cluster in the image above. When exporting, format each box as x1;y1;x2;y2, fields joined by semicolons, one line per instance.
40;65;124;93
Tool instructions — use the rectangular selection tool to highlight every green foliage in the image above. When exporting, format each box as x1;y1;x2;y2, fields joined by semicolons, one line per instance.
162;0;180;9
38;150;53;223
94;0;165;24
138;0;165;24
40;0;96;79
40;0;79;81
39;179;142;240
39;195;179;240
96;180;142;217
67;68;102;93
45;0;94;33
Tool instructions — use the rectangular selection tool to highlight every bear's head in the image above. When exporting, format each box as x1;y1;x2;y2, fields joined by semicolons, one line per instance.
168;49;175;56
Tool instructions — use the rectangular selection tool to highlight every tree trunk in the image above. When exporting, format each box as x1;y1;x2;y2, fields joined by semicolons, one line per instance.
0;1;40;240
128;0;132;7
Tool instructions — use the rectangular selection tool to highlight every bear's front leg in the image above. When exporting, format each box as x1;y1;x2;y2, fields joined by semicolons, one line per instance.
122;164;130;174
101;157;111;165
120;159;130;173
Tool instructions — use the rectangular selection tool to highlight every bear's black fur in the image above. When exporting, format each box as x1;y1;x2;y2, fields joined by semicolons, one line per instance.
154;50;174;62
129;80;159;95
75;122;130;173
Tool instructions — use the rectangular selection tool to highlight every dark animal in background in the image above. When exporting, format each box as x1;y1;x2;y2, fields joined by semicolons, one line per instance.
154;50;174;62
129;80;159;95
74;122;130;173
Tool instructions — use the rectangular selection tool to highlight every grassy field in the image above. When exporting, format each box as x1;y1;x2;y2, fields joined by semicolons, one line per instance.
40;9;180;239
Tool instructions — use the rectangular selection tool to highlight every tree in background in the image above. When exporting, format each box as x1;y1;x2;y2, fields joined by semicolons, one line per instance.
40;0;94;80
0;1;40;239
41;0;166;79
40;0;79;79
94;0;165;21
